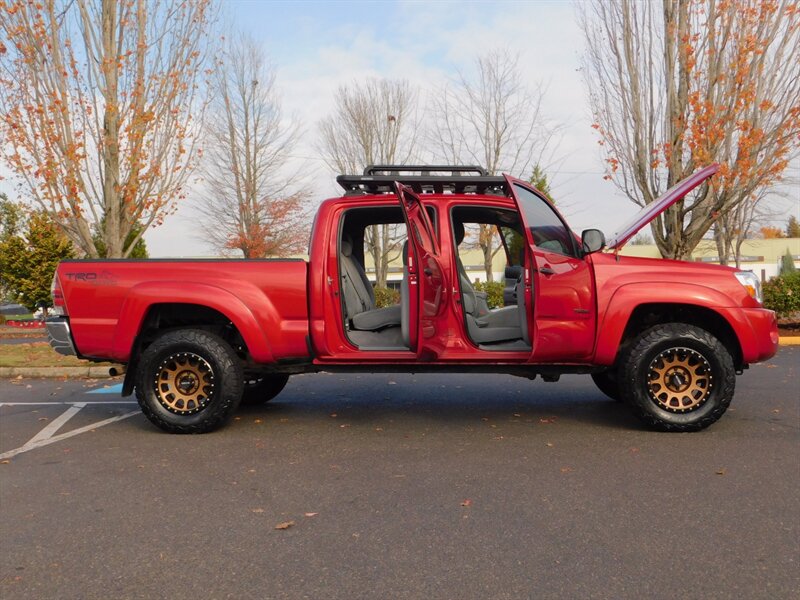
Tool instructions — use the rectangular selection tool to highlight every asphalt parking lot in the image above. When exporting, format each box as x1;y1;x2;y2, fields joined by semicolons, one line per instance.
1;348;798;600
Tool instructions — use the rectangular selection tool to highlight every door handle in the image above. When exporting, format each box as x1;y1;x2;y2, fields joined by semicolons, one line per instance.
539;266;555;275
423;268;433;276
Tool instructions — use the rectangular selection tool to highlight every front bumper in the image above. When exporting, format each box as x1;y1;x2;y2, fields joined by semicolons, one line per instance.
719;307;779;364
46;316;77;356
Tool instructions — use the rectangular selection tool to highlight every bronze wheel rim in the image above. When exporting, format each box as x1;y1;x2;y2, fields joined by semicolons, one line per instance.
647;347;713;413
154;352;215;414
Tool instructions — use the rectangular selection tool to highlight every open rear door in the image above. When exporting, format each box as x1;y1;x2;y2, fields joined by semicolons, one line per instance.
394;182;447;360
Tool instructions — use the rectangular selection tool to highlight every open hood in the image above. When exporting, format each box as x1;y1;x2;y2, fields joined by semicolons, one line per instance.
606;163;719;250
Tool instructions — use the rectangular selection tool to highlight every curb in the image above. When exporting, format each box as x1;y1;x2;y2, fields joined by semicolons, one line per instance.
1;340;798;378
0;366;120;378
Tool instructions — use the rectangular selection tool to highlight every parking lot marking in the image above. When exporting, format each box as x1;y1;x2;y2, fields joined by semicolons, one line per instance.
26;402;86;445
87;383;124;394
0;401;137;406
0;405;139;461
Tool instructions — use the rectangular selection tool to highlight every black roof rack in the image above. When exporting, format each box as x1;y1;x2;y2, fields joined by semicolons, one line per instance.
337;164;508;196
363;165;488;176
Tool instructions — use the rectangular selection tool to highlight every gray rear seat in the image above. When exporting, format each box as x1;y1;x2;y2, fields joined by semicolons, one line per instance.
340;237;401;331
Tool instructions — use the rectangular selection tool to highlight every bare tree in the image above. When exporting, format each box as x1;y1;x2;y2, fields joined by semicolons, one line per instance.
0;0;214;257
713;189;784;268
318;79;420;287
579;0;800;260
429;49;559;280
198;35;308;258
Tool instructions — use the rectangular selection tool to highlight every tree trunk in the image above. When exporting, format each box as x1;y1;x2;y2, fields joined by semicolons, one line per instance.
481;242;493;282
367;224;382;289
101;0;122;258
378;224;390;288
713;225;730;266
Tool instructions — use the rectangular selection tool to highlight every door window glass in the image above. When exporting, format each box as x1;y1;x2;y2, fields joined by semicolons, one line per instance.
512;184;577;257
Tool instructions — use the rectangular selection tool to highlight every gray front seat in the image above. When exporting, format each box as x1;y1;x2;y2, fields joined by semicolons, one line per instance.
340;236;401;331
452;222;522;344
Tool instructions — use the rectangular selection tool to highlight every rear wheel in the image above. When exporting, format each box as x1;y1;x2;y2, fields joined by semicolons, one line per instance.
619;323;735;432
135;329;243;434
241;374;290;405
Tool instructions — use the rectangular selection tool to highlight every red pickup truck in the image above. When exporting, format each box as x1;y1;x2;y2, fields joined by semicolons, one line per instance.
47;165;778;434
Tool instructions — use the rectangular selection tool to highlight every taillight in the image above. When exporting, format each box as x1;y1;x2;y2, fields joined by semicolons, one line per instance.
51;273;66;316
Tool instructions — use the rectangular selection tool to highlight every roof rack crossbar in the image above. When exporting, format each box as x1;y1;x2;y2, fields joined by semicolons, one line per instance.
336;174;508;196
363;164;488;176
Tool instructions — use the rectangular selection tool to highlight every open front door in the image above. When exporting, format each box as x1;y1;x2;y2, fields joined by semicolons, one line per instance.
394;182;447;360
503;175;596;361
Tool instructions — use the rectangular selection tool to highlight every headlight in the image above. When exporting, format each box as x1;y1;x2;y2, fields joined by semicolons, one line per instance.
735;271;763;304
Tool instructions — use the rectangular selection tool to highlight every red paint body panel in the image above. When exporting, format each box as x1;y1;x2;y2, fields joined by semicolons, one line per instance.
58;260;309;362
591;252;776;364
57;168;777;373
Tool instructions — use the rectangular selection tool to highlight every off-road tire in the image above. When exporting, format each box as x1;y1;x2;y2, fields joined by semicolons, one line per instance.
619;323;735;432
241;374;290;405
135;329;244;434
591;370;622;402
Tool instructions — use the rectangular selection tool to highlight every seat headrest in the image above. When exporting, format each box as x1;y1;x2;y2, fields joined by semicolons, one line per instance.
454;221;465;245
341;237;353;257
402;240;409;266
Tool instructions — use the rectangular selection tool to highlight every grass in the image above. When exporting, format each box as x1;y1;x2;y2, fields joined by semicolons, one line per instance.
0;326;46;339
0;342;115;368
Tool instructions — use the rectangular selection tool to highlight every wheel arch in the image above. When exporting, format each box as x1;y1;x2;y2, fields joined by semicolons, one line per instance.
113;282;274;359
597;301;744;370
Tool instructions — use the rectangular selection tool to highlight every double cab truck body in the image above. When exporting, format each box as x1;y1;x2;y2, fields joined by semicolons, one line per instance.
47;165;779;433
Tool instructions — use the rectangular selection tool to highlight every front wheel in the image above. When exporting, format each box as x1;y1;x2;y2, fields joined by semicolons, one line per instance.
135;329;244;434
619;323;735;432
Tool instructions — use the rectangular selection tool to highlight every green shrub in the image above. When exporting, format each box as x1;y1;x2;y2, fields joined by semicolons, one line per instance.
763;272;800;317
473;280;505;309
0;315;5;326
373;286;400;308
780;249;797;275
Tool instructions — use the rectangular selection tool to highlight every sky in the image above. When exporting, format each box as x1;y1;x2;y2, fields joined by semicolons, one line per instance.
2;0;797;256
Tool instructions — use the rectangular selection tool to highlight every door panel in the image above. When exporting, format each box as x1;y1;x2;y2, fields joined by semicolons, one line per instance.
395;183;447;359
503;175;597;361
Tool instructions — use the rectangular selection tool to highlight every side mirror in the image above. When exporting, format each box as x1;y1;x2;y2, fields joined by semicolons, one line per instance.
581;229;606;254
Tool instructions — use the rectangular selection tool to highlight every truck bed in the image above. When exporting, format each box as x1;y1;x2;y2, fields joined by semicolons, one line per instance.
56;259;310;363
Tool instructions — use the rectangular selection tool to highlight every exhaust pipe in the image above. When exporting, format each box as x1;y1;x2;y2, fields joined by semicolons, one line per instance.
109;366;126;377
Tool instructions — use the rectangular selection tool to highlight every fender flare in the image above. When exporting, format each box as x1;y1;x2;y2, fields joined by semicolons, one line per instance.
111;281;276;363
594;282;740;365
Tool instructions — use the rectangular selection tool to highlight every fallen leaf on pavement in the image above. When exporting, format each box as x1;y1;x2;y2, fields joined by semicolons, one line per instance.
461;499;472;507
274;521;295;530
304;512;318;518
251;508;265;513
716;468;727;475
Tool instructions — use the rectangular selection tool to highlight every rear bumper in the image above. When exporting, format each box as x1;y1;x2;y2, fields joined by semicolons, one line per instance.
46;316;77;356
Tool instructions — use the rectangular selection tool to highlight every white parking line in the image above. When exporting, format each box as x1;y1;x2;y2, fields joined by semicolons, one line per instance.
0;401;137;406
0;402;140;460
26;402;86;445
